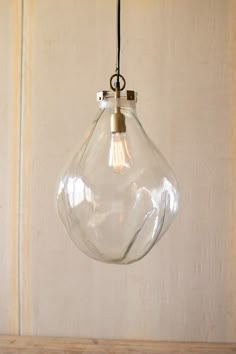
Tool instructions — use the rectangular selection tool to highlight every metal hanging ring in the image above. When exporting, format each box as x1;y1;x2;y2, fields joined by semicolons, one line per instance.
110;74;126;91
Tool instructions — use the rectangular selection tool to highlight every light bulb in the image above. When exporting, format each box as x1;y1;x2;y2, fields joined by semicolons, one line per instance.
57;90;179;264
109;133;131;173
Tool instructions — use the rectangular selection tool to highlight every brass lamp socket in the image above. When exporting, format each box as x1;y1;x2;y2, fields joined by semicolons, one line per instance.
111;110;126;134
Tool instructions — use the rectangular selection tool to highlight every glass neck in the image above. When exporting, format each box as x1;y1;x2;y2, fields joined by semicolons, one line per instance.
97;90;137;112
98;97;137;112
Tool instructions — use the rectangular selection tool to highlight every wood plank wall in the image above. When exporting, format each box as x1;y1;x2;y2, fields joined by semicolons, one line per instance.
0;0;235;342
0;0;21;334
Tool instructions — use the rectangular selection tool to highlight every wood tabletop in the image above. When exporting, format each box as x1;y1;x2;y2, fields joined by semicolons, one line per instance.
0;336;235;354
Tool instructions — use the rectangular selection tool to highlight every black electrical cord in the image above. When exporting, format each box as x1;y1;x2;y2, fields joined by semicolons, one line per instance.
110;0;126;91
116;0;121;89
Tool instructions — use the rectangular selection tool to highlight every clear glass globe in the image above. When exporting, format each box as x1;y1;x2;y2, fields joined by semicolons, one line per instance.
57;91;179;264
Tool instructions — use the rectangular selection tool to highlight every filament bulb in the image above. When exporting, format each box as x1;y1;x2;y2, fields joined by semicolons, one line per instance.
109;133;131;173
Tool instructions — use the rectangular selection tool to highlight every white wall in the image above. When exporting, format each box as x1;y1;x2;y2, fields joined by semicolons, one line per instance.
0;0;235;341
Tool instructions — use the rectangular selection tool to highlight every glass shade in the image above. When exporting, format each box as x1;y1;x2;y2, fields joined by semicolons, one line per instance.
57;91;179;264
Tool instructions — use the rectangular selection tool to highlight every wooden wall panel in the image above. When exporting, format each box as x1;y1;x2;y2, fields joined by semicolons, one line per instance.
228;0;236;340
0;0;21;334
20;0;235;342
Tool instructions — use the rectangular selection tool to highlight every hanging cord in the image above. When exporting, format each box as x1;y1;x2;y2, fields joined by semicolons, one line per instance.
110;0;126;91
116;0;121;89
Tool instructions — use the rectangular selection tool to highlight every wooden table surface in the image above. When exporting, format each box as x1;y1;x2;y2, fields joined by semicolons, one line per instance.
0;336;235;354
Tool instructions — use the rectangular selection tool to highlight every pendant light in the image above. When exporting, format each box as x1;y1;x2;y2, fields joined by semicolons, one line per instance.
57;0;179;264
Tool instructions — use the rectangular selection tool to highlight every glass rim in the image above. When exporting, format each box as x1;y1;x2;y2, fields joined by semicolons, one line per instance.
97;90;138;102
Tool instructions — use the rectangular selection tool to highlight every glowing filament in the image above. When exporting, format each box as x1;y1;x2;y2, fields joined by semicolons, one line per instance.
109;133;131;173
